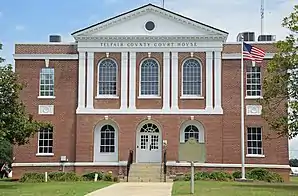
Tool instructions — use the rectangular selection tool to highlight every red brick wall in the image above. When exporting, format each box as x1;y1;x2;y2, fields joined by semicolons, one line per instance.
221;59;289;165
75;115;222;163
14;59;78;163
15;44;77;54
223;43;277;53
13;43;288;176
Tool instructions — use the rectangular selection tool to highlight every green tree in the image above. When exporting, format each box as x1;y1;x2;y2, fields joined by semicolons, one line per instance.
261;5;298;138
0;43;50;145
290;159;298;167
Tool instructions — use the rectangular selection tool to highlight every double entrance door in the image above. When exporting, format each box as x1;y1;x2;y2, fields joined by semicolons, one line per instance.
136;131;161;163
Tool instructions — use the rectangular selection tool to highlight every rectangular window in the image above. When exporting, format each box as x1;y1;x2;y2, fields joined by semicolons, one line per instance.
38;127;53;154
246;66;261;97
39;68;54;97
247;127;263;155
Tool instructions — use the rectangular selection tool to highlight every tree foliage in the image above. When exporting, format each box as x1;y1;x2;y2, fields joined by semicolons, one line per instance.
290;159;298;167
261;5;298;138
0;43;50;145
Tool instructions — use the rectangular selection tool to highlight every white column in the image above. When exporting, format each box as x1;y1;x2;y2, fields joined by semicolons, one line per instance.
129;52;136;110
214;51;223;113
86;52;94;109
171;52;179;110
120;52;128;110
78;52;86;109
205;51;213;112
163;52;170;111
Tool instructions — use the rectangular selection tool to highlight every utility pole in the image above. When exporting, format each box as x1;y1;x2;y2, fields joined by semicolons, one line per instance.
162;0;165;8
261;0;264;35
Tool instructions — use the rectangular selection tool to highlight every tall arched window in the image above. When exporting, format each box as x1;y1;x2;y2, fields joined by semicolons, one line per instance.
140;59;159;96
98;59;117;96
100;125;115;153
182;59;202;96
184;125;199;142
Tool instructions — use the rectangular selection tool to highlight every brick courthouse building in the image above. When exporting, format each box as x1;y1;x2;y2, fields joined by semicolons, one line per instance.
12;4;290;180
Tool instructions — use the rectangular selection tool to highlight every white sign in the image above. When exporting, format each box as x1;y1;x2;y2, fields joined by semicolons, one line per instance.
98;42;200;48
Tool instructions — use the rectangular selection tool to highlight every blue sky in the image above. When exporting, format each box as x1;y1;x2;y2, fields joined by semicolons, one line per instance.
1;0;298;158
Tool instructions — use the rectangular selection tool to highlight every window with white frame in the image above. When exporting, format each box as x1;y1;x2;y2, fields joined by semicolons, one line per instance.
38;127;53;154
98;59;117;95
140;59;159;96
246;66;261;96
182;59;202;96
100;125;115;153
39;68;54;97
247;127;263;155
184;125;199;142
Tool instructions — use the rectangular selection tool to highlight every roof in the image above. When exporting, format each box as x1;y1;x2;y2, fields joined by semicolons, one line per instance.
71;3;228;36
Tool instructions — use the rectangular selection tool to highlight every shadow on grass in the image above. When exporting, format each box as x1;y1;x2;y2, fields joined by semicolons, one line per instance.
232;183;298;192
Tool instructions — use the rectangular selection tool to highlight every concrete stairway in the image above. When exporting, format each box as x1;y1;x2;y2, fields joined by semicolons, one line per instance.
127;163;163;182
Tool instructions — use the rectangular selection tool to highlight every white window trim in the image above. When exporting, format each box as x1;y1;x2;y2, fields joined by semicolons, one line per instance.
181;58;203;97
245;96;263;100
97;58;119;97
180;95;204;100
246;66;262;97
37;96;56;99
94;120;118;162
95;95;119;99
37;128;53;155
36;153;54;157
247;126;264;156
38;68;55;98
246;154;265;158
138;58;161;98
179;120;205;143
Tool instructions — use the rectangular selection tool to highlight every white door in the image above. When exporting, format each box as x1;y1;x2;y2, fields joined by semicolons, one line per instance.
136;123;162;163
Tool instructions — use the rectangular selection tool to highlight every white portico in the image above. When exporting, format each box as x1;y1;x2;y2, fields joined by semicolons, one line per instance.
72;3;228;115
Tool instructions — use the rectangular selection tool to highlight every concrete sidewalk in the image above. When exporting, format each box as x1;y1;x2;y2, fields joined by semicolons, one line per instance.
85;182;173;196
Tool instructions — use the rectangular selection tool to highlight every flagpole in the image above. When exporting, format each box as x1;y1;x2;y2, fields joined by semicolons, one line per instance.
240;36;246;180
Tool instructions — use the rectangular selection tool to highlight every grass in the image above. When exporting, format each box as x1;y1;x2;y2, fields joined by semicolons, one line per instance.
172;178;298;196
0;180;113;196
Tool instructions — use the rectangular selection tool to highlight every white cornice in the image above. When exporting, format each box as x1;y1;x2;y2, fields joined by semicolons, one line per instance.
222;53;275;60
73;5;228;41
75;35;227;42
76;108;223;115
13;54;78;60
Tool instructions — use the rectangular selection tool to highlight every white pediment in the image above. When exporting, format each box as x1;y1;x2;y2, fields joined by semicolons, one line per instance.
72;4;228;40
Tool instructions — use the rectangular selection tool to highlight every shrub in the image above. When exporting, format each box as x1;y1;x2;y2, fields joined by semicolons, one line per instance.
246;168;270;181
103;173;113;181
209;171;232;181
19;172;45;183
246;168;284;183
194;172;210;181
266;172;284;183
48;172;81;182
232;171;242;179
82;172;104;181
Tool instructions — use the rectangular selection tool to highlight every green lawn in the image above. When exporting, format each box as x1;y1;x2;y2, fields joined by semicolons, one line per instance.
172;179;298;196
0;180;113;196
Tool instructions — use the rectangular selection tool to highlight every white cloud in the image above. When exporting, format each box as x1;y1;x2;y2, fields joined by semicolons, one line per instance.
0;11;2;17
15;25;25;31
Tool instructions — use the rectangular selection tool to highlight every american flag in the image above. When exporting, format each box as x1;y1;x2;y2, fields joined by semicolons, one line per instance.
243;42;266;63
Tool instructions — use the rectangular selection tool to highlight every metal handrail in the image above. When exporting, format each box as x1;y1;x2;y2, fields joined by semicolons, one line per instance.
163;148;167;182
126;150;133;182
